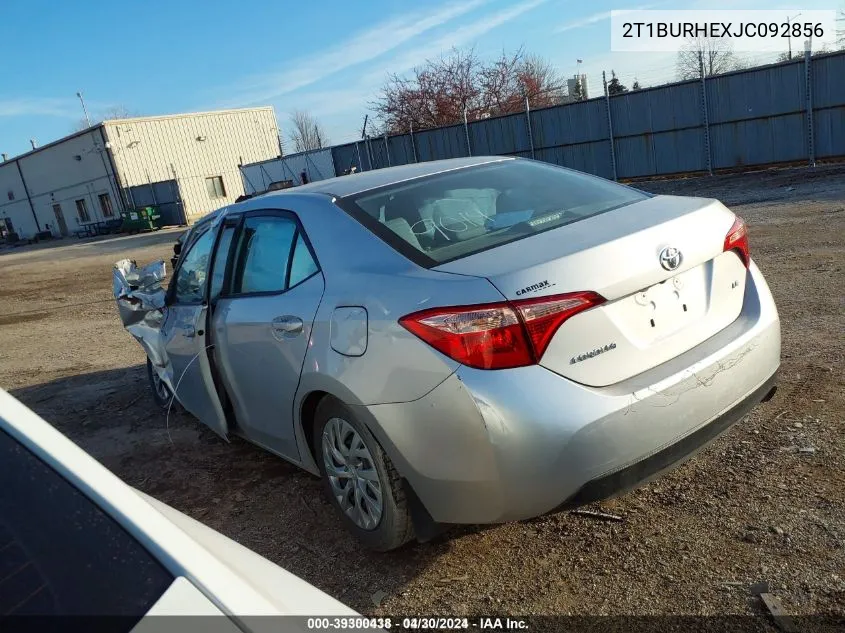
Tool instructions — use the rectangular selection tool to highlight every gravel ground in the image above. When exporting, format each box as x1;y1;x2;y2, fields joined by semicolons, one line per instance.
0;166;843;622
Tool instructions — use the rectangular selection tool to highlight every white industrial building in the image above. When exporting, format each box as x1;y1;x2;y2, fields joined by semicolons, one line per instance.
0;107;280;239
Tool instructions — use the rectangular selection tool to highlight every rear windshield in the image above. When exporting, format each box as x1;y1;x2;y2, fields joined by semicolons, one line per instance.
341;159;649;266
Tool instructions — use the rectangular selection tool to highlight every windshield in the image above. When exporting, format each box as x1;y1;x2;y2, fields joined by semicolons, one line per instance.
342;159;649;266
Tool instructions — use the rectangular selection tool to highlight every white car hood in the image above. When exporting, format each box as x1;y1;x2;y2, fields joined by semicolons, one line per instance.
134;490;355;617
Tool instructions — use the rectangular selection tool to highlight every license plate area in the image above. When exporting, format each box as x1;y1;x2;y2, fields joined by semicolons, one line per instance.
613;266;708;345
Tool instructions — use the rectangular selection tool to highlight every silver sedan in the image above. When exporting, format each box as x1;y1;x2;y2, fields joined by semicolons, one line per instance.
115;157;781;551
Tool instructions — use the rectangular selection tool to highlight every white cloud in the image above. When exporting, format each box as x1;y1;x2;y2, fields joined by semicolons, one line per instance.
272;0;552;142
363;0;551;83
220;0;488;107
555;5;659;33
0;98;80;119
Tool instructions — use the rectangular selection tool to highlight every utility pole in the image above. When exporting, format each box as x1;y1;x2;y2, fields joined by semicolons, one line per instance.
76;91;91;127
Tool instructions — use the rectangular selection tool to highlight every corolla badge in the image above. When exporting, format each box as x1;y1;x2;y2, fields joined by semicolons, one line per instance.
659;246;683;271
570;342;617;365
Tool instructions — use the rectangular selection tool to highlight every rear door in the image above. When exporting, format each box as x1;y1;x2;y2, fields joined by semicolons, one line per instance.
161;225;228;438
212;210;324;460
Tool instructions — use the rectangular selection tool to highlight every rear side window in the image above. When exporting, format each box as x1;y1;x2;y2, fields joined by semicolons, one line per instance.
233;216;297;294
288;232;318;287
0;429;172;621
344;160;648;266
229;215;319;296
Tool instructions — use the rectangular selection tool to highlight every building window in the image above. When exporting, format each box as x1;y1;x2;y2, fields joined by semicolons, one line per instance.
205;176;226;199
98;193;114;217
75;199;90;223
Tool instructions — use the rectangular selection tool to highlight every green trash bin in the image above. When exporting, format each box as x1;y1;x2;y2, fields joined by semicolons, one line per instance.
120;206;162;233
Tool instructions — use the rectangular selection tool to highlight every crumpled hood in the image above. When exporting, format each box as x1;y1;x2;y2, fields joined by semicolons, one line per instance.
113;259;170;376
113;259;168;325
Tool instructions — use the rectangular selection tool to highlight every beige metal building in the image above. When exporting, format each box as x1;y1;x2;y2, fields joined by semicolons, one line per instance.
0;107;279;239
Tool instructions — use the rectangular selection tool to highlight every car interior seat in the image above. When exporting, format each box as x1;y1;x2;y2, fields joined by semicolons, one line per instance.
430;198;487;244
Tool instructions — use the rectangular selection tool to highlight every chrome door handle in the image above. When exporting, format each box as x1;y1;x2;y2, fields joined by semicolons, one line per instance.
272;315;303;335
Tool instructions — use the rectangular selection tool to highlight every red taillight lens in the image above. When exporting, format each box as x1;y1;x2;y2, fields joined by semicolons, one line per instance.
724;216;750;268
399;291;605;370
513;291;606;360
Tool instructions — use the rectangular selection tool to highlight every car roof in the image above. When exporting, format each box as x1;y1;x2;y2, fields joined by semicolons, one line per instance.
270;156;513;199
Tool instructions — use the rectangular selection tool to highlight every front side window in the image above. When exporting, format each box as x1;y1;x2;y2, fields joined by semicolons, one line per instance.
174;228;216;303
232;216;297;294
75;199;90;222
344;160;649;266
205;176;226;199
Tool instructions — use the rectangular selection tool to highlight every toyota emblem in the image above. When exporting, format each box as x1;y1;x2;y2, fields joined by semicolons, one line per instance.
659;246;682;271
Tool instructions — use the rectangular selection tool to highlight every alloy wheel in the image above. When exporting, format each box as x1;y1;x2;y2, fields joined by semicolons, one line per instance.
321;417;383;530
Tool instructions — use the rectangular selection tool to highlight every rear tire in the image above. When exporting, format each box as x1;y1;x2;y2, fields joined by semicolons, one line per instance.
146;358;173;410
313;397;414;551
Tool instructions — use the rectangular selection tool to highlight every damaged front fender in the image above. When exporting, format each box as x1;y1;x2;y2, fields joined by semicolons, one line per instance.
113;259;170;373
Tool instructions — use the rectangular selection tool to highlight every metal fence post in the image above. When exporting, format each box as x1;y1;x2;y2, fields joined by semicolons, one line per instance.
365;135;375;170
383;133;391;166
463;107;472;156
700;58;713;176
355;141;363;172
805;46;816;167
602;71;618;181
145;170;158;206
238;162;260;195
328;148;338;178
524;96;535;159
409;123;418;162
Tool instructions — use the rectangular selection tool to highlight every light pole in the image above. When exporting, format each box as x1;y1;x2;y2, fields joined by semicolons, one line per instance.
787;13;802;60
76;91;91;127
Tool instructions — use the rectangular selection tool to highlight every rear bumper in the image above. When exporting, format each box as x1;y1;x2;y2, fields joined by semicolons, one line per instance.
557;370;777;510
355;261;781;524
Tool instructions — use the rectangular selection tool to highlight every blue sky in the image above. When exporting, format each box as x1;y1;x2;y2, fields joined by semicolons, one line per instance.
1;0;841;157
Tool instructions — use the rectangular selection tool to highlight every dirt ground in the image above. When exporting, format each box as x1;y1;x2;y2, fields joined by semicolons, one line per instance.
1;165;843;620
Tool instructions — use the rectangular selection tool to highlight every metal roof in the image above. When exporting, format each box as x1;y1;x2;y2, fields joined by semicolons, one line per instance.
283;156;513;198
0;106;275;165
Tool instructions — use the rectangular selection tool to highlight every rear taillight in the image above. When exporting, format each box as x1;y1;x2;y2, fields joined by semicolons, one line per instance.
399;291;605;370
724;216;750;268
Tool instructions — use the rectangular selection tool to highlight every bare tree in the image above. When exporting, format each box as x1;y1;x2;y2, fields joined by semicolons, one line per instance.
288;110;329;152
676;37;740;79
838;10;845;49
372;47;563;134
373;47;483;133
518;53;565;107
73;104;140;131
478;48;525;116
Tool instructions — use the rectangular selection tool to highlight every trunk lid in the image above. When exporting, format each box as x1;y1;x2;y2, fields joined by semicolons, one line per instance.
435;195;748;386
